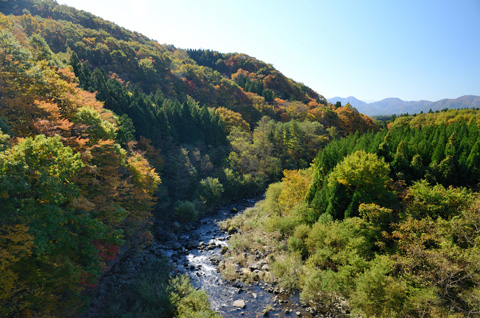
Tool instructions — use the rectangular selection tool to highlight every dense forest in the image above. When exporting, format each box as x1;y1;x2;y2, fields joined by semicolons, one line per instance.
1;0;479;317
0;0;376;316
221;109;480;317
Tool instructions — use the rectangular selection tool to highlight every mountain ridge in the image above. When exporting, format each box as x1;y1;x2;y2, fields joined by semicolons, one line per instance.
328;95;480;116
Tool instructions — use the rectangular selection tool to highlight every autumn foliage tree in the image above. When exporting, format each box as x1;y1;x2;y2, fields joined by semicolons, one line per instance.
0;26;160;316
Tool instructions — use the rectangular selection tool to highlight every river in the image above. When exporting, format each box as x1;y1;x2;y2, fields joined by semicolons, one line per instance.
171;197;316;317
83;197;319;317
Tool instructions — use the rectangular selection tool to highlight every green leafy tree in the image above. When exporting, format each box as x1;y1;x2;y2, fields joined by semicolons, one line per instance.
411;154;424;180
174;200;199;223
116;113;136;145
325;150;395;218
71;107;117;142
392;141;410;178
29;33;61;66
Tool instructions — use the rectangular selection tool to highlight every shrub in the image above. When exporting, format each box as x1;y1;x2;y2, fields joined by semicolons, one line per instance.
169;275;219;318
287;224;310;257
291;202;318;224
265;214;302;238
174;200;198;223
406;179;474;219
300;269;344;311
263;182;283;215
196;177;224;209
351;255;408;317
272;253;303;290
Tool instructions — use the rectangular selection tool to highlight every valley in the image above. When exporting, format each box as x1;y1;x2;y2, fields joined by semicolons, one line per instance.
0;1;479;318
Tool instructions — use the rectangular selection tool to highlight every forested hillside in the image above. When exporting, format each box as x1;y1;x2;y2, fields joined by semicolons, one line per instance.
3;1;478;317
0;28;161;316
221;109;480;317
0;0;379;316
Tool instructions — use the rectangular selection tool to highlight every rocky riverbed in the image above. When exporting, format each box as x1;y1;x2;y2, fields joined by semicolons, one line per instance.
172;198;321;317
82;197;339;317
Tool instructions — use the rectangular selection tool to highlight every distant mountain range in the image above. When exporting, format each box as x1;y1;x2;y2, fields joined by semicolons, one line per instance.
327;95;480;116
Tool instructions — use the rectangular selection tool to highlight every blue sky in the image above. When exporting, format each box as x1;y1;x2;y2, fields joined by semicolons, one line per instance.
57;0;480;102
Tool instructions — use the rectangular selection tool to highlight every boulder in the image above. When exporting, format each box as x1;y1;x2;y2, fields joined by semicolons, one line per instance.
209;255;222;265
221;246;228;254
261;307;271;316
185;241;197;249
234;280;244;288
248;262;259;271
165;241;182;250
218;260;226;271
166;232;177;242
207;242;216;250
233;299;246;308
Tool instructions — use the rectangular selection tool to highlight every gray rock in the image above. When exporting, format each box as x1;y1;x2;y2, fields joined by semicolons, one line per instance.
218;260;226;270
234;280;244;288
209;255;222;265
165;241;182;250
207;242;216;250
165;232;176;240
248;262;261;271
233;299;246;308
156;229;170;241
261;307;271;316
185;241;197;249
